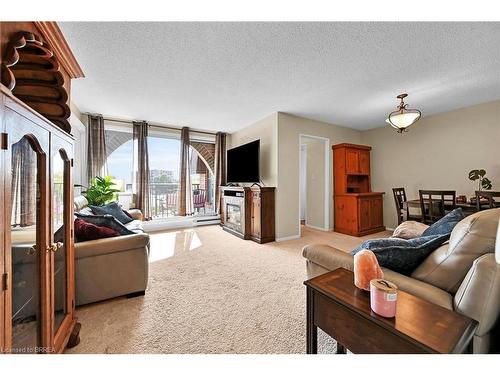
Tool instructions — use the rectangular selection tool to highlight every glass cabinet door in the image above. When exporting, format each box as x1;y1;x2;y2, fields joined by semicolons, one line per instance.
52;147;72;340
10;135;43;353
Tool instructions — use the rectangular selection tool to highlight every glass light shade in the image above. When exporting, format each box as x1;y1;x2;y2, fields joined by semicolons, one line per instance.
386;110;421;130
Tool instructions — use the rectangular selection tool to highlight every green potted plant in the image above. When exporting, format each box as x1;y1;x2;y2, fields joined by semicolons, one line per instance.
76;176;120;206
468;169;492;204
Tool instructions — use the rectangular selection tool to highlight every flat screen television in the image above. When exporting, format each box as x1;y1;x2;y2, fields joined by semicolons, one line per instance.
226;140;260;183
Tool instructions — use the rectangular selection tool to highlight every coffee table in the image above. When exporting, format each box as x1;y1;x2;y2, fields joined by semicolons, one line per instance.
304;268;478;354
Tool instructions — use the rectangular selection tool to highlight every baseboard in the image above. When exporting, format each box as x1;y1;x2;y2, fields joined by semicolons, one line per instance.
304;224;330;232
275;234;301;242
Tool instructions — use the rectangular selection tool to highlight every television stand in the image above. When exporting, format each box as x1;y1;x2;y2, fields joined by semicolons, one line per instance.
220;186;275;243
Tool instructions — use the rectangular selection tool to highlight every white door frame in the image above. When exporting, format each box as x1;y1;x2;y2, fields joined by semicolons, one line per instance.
300;143;307;223
298;134;330;235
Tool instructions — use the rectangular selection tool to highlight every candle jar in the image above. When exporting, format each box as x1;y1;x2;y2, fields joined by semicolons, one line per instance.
370;279;398;318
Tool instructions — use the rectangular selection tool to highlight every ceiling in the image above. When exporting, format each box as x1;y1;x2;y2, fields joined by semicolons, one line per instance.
60;22;500;133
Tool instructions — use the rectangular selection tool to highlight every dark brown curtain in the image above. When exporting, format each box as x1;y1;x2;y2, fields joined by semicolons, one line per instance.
11;137;37;227
179;127;193;216
214;132;227;213
133;121;151;219
87;114;108;183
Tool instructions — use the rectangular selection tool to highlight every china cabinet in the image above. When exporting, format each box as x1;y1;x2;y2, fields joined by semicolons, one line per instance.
0;21;84;353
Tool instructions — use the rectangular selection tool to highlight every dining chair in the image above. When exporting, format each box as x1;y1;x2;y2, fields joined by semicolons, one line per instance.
419;190;456;224
392;187;422;225
475;191;500;211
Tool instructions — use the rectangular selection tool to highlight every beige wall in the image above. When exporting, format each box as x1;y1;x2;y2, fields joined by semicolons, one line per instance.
276;113;361;239
229;113;278;186
361;100;500;229
301;137;326;229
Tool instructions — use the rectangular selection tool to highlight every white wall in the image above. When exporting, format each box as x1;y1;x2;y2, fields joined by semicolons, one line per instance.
228;113;278;187
276;113;361;239
69;101;87;193
361;100;500;229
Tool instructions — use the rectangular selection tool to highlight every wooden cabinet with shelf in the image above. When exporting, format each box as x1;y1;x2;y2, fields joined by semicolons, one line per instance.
1;21;83;354
333;143;384;236
220;186;275;244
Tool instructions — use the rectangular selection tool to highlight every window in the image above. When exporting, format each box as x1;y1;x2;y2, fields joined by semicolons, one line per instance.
105;126;134;193
148;133;181;218
104;122;216;220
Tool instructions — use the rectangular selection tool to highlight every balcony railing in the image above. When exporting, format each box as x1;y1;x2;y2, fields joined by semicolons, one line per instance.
148;182;215;219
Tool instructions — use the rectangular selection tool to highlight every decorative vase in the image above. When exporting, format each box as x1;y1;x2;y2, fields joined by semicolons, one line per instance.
353;250;384;291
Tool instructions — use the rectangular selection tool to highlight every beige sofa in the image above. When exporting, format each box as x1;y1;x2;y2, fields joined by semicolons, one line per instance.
73;196;150;306
303;208;500;354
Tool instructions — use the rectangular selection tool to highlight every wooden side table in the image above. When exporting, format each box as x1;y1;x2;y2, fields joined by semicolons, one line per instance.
304;268;478;354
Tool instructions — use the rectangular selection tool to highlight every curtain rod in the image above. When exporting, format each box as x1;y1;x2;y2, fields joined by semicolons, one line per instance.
86;114;218;136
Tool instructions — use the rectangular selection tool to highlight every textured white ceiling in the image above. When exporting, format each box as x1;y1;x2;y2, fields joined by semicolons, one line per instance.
60;22;500;132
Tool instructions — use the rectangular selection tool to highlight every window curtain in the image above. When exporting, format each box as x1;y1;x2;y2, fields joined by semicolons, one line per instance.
133;121;151;219
87;114;108;183
214;132;227;213
179;127;193;216
11;137;36;227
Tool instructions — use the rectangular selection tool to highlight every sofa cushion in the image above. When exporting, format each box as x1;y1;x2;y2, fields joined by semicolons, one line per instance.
412;208;500;293
392;221;429;239
74;218;121;242
422;208;464;236
74;195;89;211
75;213;136;236
351;234;450;275
89;202;134;224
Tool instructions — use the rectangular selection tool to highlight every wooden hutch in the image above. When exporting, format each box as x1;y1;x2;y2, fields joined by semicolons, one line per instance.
220;186;275;244
333;143;385;236
0;22;84;353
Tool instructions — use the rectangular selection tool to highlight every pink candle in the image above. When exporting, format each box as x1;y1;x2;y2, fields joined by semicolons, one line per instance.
370;279;398;318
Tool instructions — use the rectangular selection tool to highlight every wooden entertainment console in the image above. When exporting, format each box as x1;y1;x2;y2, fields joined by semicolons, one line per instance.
220;186;275;243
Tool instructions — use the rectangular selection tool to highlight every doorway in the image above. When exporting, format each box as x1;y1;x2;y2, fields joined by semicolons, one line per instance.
299;135;330;235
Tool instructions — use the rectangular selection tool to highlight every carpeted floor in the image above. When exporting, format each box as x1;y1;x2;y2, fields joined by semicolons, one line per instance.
66;225;390;354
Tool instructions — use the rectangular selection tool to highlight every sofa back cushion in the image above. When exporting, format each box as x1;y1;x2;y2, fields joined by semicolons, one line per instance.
411;208;500;293
74;195;89;211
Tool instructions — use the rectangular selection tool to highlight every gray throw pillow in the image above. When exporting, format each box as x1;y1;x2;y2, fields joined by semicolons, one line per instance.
89;202;134;224
74;213;136;236
351;234;450;275
422;208;464;237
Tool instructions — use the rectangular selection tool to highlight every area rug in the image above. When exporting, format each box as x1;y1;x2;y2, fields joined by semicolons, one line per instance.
66;225;388;353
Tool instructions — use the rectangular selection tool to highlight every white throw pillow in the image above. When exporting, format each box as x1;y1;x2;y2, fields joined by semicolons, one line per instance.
392;221;429;239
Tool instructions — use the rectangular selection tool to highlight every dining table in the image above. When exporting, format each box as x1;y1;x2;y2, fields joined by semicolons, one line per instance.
402;199;479;222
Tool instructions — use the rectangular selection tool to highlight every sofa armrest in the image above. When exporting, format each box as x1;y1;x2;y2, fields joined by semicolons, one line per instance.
75;233;150;259
127;209;144;221
454;253;500;338
303;243;453;309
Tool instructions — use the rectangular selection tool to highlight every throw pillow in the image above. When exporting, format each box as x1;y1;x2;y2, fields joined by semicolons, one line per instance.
392;221;429;239
89;202;134;224
351;234;450;275
74;218;120;242
422;208;464;237
75;213;136;236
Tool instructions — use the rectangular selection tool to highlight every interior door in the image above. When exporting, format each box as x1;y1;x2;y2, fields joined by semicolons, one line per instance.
51;138;74;351
5;102;50;354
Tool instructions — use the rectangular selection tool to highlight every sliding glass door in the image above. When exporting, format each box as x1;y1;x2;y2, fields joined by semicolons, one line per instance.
104;122;215;219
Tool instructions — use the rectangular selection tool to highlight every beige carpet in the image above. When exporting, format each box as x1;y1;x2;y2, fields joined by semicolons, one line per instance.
66;225;390;354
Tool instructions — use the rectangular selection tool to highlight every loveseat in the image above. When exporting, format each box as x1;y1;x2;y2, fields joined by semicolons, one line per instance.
73;195;150;305
302;208;500;353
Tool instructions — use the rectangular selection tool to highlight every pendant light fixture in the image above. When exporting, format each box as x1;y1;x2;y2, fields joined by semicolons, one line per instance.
386;93;422;133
